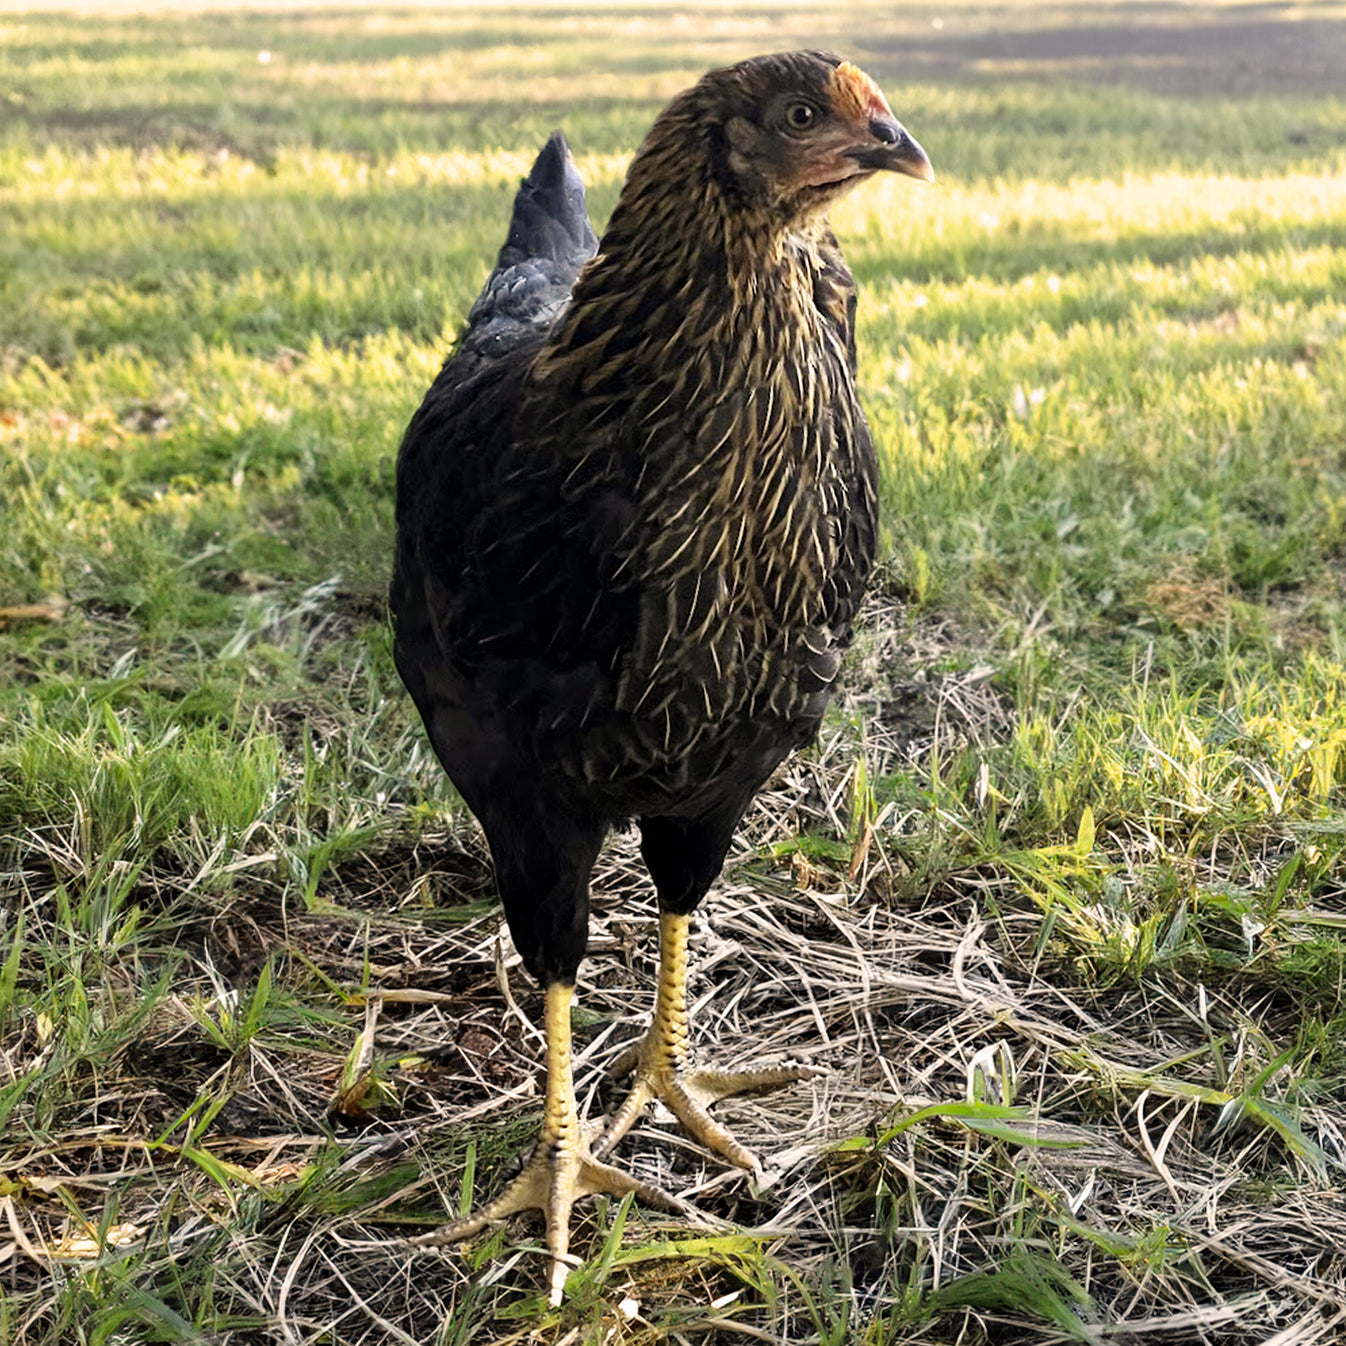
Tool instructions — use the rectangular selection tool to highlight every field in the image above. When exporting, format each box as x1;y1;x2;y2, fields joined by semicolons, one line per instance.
3;1;1346;1341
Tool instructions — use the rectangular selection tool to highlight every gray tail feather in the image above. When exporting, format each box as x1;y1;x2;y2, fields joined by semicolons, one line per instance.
460;131;599;360
497;130;598;269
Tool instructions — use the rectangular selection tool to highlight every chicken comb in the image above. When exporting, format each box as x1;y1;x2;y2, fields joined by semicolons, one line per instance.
826;61;893;121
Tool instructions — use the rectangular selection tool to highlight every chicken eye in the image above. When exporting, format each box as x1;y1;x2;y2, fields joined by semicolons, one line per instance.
785;101;817;131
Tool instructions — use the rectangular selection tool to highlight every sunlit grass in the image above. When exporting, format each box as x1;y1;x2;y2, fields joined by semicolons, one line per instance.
3;4;1346;1343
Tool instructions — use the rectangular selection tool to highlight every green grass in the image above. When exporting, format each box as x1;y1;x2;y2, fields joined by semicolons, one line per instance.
3;3;1346;1343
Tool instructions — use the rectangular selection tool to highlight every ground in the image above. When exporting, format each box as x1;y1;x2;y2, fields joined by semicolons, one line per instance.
2;2;1346;1343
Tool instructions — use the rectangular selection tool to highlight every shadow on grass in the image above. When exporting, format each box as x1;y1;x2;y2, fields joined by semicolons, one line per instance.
12;95;669;160
865;5;1346;96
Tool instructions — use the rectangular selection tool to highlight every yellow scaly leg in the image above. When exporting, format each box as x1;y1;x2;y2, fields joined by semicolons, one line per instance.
593;912;816;1170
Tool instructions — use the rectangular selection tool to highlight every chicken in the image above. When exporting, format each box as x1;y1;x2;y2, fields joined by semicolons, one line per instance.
391;50;932;1305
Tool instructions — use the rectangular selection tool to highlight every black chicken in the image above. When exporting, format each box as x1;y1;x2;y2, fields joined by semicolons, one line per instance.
392;50;932;1304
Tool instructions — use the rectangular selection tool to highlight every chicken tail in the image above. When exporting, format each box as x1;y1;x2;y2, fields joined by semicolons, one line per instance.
460;132;599;362
498;131;598;269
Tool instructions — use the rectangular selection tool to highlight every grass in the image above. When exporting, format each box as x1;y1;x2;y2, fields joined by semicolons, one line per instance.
2;1;1346;1342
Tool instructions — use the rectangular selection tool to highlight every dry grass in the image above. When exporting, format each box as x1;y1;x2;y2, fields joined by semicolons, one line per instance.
5;613;1344;1343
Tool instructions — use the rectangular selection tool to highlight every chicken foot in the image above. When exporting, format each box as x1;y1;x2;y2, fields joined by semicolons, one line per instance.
410;982;685;1307
593;912;817;1172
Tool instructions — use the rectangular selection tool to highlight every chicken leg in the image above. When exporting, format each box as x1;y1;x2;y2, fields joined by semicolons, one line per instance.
410;982;682;1306
593;912;815;1170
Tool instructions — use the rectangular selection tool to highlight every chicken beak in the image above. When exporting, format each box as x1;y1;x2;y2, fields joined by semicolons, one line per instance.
854;118;935;183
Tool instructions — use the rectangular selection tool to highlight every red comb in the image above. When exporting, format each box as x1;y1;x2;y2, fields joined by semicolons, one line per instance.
828;61;893;120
